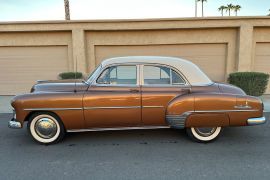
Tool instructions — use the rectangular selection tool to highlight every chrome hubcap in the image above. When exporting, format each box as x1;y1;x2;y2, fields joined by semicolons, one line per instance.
35;118;57;139
194;127;217;137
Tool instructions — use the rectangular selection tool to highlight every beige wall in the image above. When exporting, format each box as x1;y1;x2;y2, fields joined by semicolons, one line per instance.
0;17;269;95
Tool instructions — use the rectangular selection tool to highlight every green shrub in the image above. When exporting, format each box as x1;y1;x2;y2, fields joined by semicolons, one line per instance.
58;72;83;79
228;72;269;96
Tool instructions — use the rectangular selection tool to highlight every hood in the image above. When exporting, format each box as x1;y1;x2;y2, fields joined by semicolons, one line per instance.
31;79;89;93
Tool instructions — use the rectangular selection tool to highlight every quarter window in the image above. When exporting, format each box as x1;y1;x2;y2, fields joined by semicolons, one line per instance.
143;65;185;85
97;65;137;85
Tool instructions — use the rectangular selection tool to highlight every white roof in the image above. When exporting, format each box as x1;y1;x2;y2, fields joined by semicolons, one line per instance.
101;56;213;86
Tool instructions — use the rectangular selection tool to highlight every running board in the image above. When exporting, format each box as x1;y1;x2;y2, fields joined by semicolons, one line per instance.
67;126;170;132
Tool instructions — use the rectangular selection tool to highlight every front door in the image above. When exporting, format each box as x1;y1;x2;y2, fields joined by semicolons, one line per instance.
83;64;141;128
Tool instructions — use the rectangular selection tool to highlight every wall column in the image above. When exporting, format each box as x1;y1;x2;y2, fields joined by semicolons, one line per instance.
72;29;87;73
237;25;254;71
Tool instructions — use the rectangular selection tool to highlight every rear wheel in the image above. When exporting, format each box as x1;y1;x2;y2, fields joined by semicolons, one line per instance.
27;112;65;145
186;127;222;143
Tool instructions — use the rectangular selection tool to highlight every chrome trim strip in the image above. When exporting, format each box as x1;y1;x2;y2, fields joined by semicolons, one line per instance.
247;116;266;126
234;105;252;109
84;106;141;110
142;106;164;108
24;108;83;111
67;126;170;132
192;109;259;113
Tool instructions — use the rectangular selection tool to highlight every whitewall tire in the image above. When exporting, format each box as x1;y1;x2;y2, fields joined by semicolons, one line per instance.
27;112;65;144
186;127;222;143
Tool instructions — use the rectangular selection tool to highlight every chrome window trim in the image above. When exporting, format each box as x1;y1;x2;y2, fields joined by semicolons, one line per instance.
90;62;191;87
141;64;188;86
92;64;139;87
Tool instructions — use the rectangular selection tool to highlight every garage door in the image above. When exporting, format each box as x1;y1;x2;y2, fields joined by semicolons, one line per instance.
0;46;68;95
95;44;227;82
254;43;270;94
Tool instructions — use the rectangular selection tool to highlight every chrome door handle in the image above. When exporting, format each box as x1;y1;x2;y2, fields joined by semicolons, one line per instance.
129;89;139;93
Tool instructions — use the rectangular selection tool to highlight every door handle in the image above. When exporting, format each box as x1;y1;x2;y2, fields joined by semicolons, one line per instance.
129;89;139;93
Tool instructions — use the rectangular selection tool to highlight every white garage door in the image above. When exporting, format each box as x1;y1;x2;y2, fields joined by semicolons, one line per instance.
0;46;68;95
254;43;270;94
95;44;227;82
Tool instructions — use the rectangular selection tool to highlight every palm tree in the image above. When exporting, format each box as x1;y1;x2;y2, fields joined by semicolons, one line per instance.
218;5;227;16
64;0;70;20
226;4;234;16
197;0;207;17
234;5;241;16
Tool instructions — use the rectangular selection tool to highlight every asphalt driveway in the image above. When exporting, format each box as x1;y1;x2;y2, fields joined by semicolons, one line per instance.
0;113;270;180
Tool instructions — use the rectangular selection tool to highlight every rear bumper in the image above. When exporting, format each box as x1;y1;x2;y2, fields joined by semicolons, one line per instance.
8;118;22;129
247;116;266;126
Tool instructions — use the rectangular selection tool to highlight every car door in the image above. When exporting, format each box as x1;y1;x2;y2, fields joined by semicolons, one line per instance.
141;64;190;126
83;64;141;128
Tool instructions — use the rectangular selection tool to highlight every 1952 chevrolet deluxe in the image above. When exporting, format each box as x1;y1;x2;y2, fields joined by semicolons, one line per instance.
9;56;266;144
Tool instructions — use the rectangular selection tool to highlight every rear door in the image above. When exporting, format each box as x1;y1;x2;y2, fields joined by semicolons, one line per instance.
141;65;190;126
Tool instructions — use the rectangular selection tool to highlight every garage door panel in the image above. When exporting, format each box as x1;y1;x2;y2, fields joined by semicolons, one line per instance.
0;46;68;95
95;44;227;82
254;43;270;94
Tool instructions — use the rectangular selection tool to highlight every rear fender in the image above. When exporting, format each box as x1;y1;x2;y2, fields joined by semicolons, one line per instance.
166;93;236;128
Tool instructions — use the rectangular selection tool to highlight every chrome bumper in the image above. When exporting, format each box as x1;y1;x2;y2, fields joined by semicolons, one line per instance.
8;118;22;129
247;116;266;126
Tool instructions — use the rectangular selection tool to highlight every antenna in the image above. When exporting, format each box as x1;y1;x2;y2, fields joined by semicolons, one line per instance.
74;57;77;93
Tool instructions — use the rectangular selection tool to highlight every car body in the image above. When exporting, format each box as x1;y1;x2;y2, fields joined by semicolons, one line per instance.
9;56;266;144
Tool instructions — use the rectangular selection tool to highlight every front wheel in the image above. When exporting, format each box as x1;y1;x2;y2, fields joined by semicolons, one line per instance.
27;112;65;145
186;127;222;143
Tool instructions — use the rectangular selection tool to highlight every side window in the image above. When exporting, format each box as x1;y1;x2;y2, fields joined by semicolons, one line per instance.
171;69;185;85
143;65;185;85
144;66;170;85
97;65;137;85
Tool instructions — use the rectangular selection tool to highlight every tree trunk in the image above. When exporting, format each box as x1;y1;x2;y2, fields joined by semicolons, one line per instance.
64;0;70;20
195;0;197;17
202;1;204;17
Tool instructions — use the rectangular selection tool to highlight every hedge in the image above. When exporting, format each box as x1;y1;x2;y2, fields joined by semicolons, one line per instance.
58;72;83;79
228;72;269;96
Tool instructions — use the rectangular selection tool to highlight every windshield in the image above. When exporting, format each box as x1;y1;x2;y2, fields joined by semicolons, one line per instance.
86;65;102;84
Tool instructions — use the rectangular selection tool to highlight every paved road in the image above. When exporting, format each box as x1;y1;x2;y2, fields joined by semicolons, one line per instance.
0;113;270;180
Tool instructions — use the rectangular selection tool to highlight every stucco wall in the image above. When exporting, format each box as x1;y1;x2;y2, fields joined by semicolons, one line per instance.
0;17;269;94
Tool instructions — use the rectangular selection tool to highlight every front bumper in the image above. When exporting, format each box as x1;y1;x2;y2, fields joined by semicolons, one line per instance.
247;116;266;126
8;118;22;129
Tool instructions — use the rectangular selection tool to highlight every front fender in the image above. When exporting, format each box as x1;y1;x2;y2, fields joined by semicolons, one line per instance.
11;92;85;129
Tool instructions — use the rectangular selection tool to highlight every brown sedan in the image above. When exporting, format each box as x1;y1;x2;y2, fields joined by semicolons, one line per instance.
9;56;266;144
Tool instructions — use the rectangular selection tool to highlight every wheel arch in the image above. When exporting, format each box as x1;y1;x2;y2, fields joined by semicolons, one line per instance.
25;111;66;130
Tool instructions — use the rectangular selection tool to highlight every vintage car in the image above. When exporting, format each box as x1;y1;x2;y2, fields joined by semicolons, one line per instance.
9;56;266;144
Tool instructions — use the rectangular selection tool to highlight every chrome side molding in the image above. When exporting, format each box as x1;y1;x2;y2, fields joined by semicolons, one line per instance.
67;126;170;132
247;117;266;126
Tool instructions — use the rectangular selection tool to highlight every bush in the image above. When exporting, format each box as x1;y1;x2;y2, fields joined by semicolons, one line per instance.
228;72;269;96
58;72;83;79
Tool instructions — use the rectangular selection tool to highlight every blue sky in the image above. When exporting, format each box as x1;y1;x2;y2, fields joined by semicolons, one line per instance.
0;0;269;21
